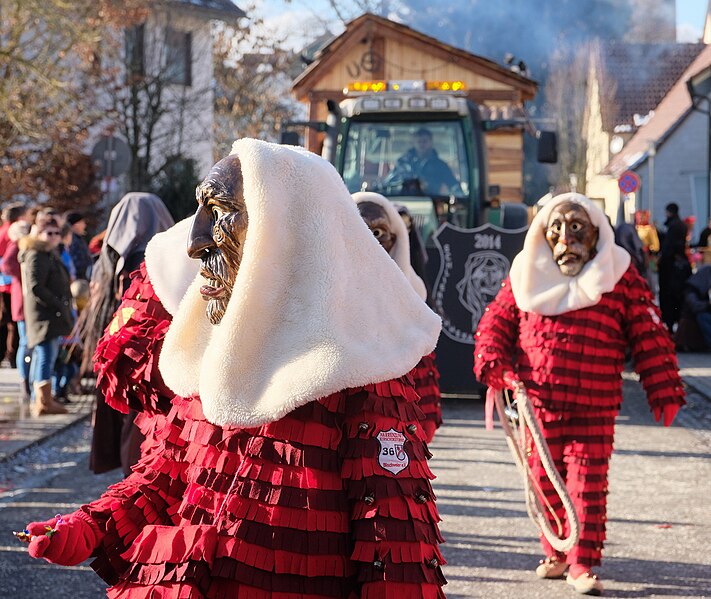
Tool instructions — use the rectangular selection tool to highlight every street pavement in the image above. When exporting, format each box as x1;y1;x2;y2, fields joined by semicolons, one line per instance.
0;356;710;597
435;376;711;598
0;371;94;462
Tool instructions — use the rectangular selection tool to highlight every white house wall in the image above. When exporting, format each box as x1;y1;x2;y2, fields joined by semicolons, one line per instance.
584;65;610;186
88;10;216;202
142;11;215;178
584;58;623;224
633;109;708;239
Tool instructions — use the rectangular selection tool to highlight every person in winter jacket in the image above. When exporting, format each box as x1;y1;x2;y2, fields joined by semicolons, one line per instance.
354;191;443;443
0;202;28;366
474;193;685;596
18;214;73;416
64;211;93;280
1;219;32;401
680;265;711;350
387;128;460;196
20;140;446;598
79;192;174;477
658;202;691;331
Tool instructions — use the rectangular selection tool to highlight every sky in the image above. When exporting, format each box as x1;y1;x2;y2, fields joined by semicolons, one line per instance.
677;0;707;42
250;0;343;49
251;1;710;47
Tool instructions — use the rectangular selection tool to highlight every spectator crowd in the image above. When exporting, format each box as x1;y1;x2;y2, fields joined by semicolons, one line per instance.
615;203;711;352
0;203;96;415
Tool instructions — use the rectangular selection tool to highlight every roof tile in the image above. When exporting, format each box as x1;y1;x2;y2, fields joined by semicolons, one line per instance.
170;0;244;19
605;44;711;176
600;42;704;131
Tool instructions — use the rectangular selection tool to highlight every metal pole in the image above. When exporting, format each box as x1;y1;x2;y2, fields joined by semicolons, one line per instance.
707;101;711;229
107;134;114;204
648;146;655;223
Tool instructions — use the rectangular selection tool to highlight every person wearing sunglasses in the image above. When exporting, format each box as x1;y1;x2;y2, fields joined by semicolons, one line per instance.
18;213;74;415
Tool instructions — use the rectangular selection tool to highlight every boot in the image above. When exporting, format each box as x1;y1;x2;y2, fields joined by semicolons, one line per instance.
33;381;68;416
21;378;31;403
567;569;604;596
535;556;568;579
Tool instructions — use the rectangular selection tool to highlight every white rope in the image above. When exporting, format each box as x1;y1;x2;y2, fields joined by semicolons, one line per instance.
492;386;580;553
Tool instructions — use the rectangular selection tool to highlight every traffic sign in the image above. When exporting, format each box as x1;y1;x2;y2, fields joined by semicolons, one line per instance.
91;135;131;179
618;170;640;194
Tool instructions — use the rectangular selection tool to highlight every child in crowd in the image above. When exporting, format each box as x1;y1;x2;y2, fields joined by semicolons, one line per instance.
53;279;89;401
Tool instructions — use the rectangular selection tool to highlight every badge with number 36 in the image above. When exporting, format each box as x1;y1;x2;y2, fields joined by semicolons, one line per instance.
376;428;409;475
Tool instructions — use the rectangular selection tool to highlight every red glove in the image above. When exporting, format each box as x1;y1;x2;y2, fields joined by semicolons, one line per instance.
485;370;522;431
484;364;520;391
502;370;523;392
653;404;681;427
26;510;102;566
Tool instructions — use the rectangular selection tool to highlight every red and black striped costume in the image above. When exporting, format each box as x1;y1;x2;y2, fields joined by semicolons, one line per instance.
411;352;442;444
79;265;445;598
473;266;685;567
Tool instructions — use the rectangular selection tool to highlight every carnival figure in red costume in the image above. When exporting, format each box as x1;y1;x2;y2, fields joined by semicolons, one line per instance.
19;140;446;598
474;193;685;596
353;191;442;443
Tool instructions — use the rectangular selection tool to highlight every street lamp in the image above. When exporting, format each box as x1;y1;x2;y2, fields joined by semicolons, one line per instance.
687;64;711;232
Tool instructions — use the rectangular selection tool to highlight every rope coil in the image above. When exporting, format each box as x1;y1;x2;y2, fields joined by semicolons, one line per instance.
489;385;580;553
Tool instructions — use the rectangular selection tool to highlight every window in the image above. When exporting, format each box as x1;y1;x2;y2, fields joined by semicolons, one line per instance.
125;24;145;77
164;28;192;86
342;121;472;237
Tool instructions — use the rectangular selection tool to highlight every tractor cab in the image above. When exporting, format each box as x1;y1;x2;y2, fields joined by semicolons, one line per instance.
332;80;491;243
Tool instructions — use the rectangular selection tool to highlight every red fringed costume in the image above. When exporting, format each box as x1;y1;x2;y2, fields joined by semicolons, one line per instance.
411;353;442;444
71;266;446;598
474;266;685;567
351;192;443;444
24;139;444;597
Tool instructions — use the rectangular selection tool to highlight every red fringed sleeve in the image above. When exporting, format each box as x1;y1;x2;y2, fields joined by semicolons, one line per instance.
412;353;442;444
342;376;446;599
623;268;686;413
472;278;518;389
83;398;190;584
93;263;176;416
85;263;185;583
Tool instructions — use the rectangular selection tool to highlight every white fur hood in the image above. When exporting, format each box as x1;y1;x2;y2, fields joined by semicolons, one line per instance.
508;192;630;315
144;216;199;316
352;191;427;301
158;139;442;427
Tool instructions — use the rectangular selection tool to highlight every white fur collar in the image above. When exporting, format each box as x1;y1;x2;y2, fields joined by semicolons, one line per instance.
143;216;199;316
509;193;630;315
352;191;427;301
158;139;441;427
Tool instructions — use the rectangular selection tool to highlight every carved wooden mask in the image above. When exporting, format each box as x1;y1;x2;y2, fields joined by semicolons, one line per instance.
544;201;599;277
188;155;249;324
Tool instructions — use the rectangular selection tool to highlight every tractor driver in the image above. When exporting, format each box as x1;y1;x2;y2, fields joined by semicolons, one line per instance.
391;128;460;196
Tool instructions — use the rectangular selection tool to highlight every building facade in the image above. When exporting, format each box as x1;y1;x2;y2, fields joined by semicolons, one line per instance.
291;13;539;203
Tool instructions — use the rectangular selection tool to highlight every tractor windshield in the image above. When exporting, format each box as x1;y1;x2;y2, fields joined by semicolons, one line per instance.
342;121;470;198
342;120;473;238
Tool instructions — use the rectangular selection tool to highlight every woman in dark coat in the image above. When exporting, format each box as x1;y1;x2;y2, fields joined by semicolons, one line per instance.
80;193;174;475
18;215;73;415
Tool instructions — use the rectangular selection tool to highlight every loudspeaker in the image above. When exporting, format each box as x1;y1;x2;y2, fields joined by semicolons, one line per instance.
537;131;558;164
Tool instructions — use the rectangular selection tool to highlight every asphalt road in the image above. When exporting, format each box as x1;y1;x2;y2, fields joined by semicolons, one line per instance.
1;375;710;598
